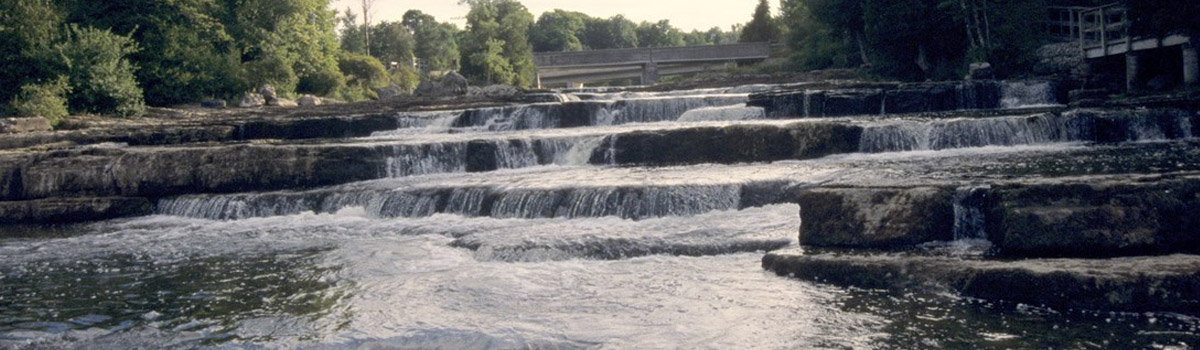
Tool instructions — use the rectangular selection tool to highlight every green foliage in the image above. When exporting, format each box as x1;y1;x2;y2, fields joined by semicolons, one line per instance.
0;0;64;110
460;0;535;86
636;20;685;48
298;66;344;96
338;52;389;88
369;22;416;66
10;77;71;125
390;65;421;93
56;25;145;117
784;0;1043;81
339;9;366;54
471;38;517;84
740;0;780;43
244;55;299;96
582;15;639;49
783;0;853;70
63;0;244;105
530;10;587;52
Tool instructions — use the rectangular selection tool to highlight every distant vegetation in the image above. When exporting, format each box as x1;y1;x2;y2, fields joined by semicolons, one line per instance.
7;0;1187;122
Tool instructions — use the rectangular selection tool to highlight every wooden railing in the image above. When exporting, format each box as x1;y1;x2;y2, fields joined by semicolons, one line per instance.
1048;3;1129;56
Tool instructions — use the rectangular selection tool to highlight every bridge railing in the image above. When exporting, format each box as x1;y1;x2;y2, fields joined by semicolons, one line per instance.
533;42;771;69
1048;3;1129;56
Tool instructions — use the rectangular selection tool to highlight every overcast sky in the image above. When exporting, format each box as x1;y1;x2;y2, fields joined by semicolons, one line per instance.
329;0;770;32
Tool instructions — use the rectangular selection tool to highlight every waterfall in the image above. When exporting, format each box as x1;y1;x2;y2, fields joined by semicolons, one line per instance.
859;113;1089;152
383;143;468;178
449;95;749;131
381;110;464;135
155;183;752;221
951;186;989;241
1000;81;1059;109
676;104;766;122
560;137;607;166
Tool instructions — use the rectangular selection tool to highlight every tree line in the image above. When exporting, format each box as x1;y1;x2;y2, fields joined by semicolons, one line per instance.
0;0;756;123
16;0;1176;124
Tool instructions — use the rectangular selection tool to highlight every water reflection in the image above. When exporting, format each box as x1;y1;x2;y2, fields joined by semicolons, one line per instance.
0;247;347;348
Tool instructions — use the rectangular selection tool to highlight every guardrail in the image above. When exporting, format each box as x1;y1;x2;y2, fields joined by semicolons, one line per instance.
1048;3;1129;56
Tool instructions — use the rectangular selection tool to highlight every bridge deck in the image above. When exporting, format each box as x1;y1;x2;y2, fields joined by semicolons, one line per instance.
534;43;770;69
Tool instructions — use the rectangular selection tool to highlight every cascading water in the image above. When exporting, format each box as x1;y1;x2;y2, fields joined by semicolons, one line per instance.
951;186;989;241
676;104;766;122
859;113;1090;152
8;81;1200;350
1000;80;1060;109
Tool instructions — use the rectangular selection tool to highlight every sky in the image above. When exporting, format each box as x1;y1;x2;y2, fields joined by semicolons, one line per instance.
329;0;766;32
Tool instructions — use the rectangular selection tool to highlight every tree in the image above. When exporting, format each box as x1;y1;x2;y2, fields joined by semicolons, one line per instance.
1126;0;1200;40
530;10;587;52
56;25;145;117
0;0;63;111
471;38;516;84
581;15;638;49
741;0;780;43
403;10;460;72
369;21;416;66
635;20;684;48
459;0;535;86
340;9;366;54
361;0;377;55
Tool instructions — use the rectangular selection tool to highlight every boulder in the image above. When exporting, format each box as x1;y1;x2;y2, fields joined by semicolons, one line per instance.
482;84;522;100
415;71;470;98
0;117;52;134
201;99;226;109
966;62;995;80
258;85;278;100
373;83;405;101
267;98;298;107
467;86;484;98
239;93;266;108
297;94;322;107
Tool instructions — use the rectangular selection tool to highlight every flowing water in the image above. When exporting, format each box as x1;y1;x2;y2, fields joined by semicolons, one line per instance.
3;85;1199;349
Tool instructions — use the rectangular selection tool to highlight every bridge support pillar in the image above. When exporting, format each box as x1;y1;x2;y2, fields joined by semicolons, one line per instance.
1125;52;1141;92
1184;41;1199;86
641;62;659;86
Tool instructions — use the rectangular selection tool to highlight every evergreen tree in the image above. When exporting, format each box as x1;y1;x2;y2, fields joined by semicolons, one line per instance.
740;0;780;43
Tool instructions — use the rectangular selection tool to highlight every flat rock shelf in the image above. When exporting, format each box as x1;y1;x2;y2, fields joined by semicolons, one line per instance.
2;81;1199;350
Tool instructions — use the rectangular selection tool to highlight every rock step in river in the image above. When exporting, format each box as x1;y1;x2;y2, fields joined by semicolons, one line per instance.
3;80;1200;349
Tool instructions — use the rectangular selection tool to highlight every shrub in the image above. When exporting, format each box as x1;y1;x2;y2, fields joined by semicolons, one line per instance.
55;24;145;117
10;77;70;126
390;65;420;93
337;52;389;88
243;55;298;96
297;65;345;96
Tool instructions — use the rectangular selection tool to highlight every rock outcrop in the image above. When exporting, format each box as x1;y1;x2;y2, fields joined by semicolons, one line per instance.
595;122;863;166
764;249;1200;314
239;93;266;108
415;71;469;98
0;197;151;224
796;187;955;247
0;117;52;134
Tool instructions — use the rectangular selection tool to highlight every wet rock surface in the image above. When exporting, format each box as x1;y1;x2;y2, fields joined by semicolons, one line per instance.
0;197;150;225
797;187;955;248
764;249;1200;314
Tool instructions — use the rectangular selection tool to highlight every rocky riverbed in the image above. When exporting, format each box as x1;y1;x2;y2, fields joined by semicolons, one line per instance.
1;80;1199;349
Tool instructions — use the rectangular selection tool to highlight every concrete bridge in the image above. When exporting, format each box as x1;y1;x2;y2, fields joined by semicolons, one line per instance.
1048;3;1197;91
533;42;771;88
